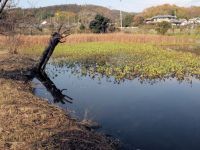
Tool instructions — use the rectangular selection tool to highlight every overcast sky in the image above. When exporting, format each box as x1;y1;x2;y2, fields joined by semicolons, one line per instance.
18;0;200;12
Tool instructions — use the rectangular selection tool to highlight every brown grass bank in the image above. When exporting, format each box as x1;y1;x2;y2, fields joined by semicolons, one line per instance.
0;54;118;150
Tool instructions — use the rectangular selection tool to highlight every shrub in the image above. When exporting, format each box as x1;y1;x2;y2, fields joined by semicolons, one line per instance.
80;24;86;31
156;21;172;35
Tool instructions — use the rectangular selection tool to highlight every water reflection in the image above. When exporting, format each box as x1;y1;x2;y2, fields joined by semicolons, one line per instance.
33;62;200;150
34;71;73;104
47;61;194;86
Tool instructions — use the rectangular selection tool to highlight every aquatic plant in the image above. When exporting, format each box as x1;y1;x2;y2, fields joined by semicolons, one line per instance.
35;42;200;81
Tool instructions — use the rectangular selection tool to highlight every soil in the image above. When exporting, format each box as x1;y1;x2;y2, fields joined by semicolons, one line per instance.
0;53;119;150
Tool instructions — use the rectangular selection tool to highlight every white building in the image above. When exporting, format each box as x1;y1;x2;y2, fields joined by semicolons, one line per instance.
151;15;177;23
188;18;200;24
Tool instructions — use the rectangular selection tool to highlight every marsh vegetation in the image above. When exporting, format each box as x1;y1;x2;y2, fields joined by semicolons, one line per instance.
3;33;199;81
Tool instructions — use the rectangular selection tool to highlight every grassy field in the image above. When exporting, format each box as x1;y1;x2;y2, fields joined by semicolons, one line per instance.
1;33;200;80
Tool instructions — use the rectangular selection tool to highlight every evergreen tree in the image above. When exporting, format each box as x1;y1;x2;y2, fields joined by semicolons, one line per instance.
89;14;110;33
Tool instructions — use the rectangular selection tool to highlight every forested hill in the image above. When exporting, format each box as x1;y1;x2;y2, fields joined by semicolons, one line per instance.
139;4;200;19
22;4;134;22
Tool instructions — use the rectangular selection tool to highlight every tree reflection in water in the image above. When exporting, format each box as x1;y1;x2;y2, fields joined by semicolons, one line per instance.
35;71;73;104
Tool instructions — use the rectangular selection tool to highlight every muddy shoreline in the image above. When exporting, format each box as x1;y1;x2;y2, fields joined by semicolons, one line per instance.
0;54;119;149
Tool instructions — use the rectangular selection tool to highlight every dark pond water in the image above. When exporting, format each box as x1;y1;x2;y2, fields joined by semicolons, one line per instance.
32;63;200;150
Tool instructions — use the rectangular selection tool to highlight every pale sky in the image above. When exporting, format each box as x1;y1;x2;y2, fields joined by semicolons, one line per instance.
18;0;200;12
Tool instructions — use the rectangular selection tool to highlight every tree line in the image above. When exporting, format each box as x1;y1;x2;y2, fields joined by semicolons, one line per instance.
139;4;200;19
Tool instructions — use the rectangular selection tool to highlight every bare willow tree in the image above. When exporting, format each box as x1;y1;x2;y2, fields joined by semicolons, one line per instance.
0;0;8;14
0;0;18;20
0;0;22;54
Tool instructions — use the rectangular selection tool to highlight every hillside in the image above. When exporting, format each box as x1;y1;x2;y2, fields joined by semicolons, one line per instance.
35;4;120;20
1;4;135;35
22;4;134;25
139;4;200;19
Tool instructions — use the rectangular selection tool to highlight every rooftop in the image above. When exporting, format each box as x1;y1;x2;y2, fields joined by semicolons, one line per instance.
152;15;177;19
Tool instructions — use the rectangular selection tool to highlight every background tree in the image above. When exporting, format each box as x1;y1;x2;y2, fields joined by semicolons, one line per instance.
123;14;134;27
89;14;110;33
133;15;144;26
39;11;54;20
107;23;115;33
0;0;22;54
79;23;85;31
55;11;76;25
156;21;171;35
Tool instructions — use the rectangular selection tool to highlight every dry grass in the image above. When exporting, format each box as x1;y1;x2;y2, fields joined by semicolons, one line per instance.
0;33;195;52
64;33;193;45
0;79;76;149
0;35;49;46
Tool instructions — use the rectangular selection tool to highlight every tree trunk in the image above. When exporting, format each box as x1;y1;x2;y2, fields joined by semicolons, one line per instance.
37;32;62;72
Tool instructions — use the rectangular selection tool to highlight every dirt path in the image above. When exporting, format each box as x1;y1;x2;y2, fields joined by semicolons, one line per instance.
0;54;118;150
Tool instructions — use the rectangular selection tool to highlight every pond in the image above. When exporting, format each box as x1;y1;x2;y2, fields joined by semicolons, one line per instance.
32;63;200;150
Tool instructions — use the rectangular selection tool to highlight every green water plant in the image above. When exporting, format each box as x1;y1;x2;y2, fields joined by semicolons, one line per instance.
25;42;200;81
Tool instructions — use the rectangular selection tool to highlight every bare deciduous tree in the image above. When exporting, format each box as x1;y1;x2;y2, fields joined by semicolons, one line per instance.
0;0;9;14
0;0;18;15
0;0;20;35
0;0;21;54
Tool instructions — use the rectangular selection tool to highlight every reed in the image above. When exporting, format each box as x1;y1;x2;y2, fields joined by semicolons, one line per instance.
0;33;195;51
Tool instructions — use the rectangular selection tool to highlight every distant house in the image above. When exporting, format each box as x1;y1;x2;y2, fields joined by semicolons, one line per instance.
145;15;177;24
145;15;200;27
145;18;153;24
151;15;177;23
197;18;200;24
170;19;182;26
179;19;188;26
188;18;200;24
41;21;48;25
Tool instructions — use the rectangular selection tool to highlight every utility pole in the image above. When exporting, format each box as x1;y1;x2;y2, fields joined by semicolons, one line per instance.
174;9;177;17
120;0;123;29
